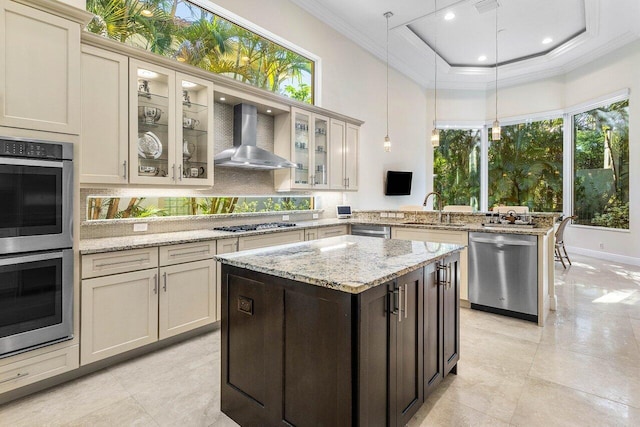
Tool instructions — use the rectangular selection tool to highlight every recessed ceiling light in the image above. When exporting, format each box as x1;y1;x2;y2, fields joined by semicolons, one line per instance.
137;69;157;79
219;97;226;101
478;55;487;62
182;81;197;88
266;109;272;113
444;12;455;21
542;37;553;45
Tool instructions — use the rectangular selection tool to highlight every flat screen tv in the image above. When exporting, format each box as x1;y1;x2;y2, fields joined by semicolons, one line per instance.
385;171;413;196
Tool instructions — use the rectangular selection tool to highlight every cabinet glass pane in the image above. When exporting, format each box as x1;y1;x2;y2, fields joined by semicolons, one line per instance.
293;112;310;185
180;80;209;180
313;117;328;186
136;68;170;178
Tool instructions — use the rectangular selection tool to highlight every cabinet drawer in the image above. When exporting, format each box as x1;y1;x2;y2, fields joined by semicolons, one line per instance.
238;230;305;251
0;345;79;394
159;241;216;266
317;225;349;239
82;248;158;279
216;238;238;255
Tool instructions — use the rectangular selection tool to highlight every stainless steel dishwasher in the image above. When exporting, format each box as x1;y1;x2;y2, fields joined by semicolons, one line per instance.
468;232;538;322
350;224;391;238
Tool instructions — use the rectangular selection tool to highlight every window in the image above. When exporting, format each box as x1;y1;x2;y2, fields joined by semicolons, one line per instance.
434;129;481;210
488;118;563;212
573;100;629;229
86;0;314;103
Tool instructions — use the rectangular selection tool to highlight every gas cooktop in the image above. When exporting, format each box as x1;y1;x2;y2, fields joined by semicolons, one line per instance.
213;222;297;233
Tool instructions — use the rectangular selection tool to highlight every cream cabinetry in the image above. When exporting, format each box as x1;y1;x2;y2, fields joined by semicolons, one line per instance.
0;0;81;134
215;238;238;321
80;243;216;365
392;227;469;301
284;108;330;189
238;230;305;251
80;46;128;184
329;120;359;190
129;59;213;186
305;225;349;241
0;345;79;394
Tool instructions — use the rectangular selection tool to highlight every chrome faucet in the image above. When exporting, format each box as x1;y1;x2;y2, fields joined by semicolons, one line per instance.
423;191;443;222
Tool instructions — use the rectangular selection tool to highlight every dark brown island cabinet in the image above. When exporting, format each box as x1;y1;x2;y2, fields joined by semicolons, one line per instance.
219;251;460;427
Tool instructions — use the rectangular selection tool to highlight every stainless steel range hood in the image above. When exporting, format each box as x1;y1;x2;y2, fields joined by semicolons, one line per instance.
214;103;296;170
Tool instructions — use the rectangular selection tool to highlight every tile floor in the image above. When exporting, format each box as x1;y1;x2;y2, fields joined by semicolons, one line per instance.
1;254;639;426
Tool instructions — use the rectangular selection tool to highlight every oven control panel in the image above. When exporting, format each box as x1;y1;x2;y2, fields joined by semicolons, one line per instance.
0;139;64;160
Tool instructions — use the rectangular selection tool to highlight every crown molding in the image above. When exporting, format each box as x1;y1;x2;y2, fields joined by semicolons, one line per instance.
14;0;93;24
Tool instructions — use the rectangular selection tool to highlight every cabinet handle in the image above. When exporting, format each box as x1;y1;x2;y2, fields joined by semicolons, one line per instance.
123;160;127;179
163;272;167;292
392;287;399;315
178;165;182;181
404;284;408;319
95;257;148;268
169;249;209;257
153;273;158;294
437;263;447;287
0;372;29;384
447;264;452;289
346;177;350;188
172;164;176;181
398;285;403;323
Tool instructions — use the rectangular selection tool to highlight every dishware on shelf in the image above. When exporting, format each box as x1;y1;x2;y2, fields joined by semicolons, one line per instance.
138;165;158;176
137;131;163;159
182;115;200;129
138;106;163;125
183;140;196;160
182;90;191;107
138;80;151;98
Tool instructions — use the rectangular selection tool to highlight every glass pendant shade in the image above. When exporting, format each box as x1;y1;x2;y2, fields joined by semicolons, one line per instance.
431;128;440;147
492;120;502;140
384;135;391;152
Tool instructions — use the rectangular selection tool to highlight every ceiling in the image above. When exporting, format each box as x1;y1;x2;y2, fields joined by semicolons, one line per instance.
290;0;640;90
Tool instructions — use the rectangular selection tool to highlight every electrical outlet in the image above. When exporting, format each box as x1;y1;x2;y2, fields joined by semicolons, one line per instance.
388;212;397;218
380;212;389;218
133;223;148;232
599;242;604;249
282;215;290;221
396;212;405;219
312;213;319;219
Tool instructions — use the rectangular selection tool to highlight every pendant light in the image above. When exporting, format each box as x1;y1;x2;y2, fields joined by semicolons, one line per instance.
492;3;501;140
431;0;440;147
383;11;393;152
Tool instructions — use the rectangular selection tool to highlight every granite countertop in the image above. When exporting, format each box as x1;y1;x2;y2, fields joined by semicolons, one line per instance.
216;235;464;294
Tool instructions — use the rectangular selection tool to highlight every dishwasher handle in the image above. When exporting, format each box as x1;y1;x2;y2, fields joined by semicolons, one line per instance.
470;236;536;246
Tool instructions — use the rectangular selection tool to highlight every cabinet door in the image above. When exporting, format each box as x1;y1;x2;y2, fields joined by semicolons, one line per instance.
0;0;80;134
80;46;128;184
159;259;216;339
423;262;443;397
291;108;312;188
305;228;318;241
317;225;348;239
81;269;159;365
344;123;359;190
358;282;393;427
395;269;424;426
129;59;176;185
176;72;214;186
216;238;238;322
329;119;346;189
311;114;329;188
442;254;460;375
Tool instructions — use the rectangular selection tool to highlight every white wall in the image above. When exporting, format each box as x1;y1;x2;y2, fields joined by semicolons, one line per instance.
207;0;428;211
433;40;640;264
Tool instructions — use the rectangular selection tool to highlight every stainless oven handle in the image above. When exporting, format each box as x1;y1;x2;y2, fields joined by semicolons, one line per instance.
0;372;29;384
0;158;63;168
0;251;63;266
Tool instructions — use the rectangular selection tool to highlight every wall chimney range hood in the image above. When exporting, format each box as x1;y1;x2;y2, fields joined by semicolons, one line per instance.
214;103;296;170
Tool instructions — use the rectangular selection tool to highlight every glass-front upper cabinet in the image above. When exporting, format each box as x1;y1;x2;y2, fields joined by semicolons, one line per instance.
130;60;175;185
291;108;329;189
177;73;213;185
130;60;214;186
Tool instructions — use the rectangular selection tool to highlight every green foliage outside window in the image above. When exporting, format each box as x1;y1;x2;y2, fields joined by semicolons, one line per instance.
434;129;481;210
574;100;629;229
86;0;313;103
488;119;563;212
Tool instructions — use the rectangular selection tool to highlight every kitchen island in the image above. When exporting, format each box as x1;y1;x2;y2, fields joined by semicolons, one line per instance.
216;235;463;427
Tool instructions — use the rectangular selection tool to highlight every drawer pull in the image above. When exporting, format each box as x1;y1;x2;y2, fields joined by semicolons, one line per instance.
163;272;167;292
0;372;29;384
95;257;149;268
169;249;209;257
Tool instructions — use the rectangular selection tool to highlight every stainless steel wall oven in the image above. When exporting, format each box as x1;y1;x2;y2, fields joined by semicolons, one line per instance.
0;137;74;357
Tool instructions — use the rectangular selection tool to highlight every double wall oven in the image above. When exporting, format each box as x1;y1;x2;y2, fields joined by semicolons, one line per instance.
0;137;74;357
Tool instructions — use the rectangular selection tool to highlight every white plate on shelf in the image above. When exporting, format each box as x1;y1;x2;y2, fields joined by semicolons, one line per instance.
138;131;162;159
